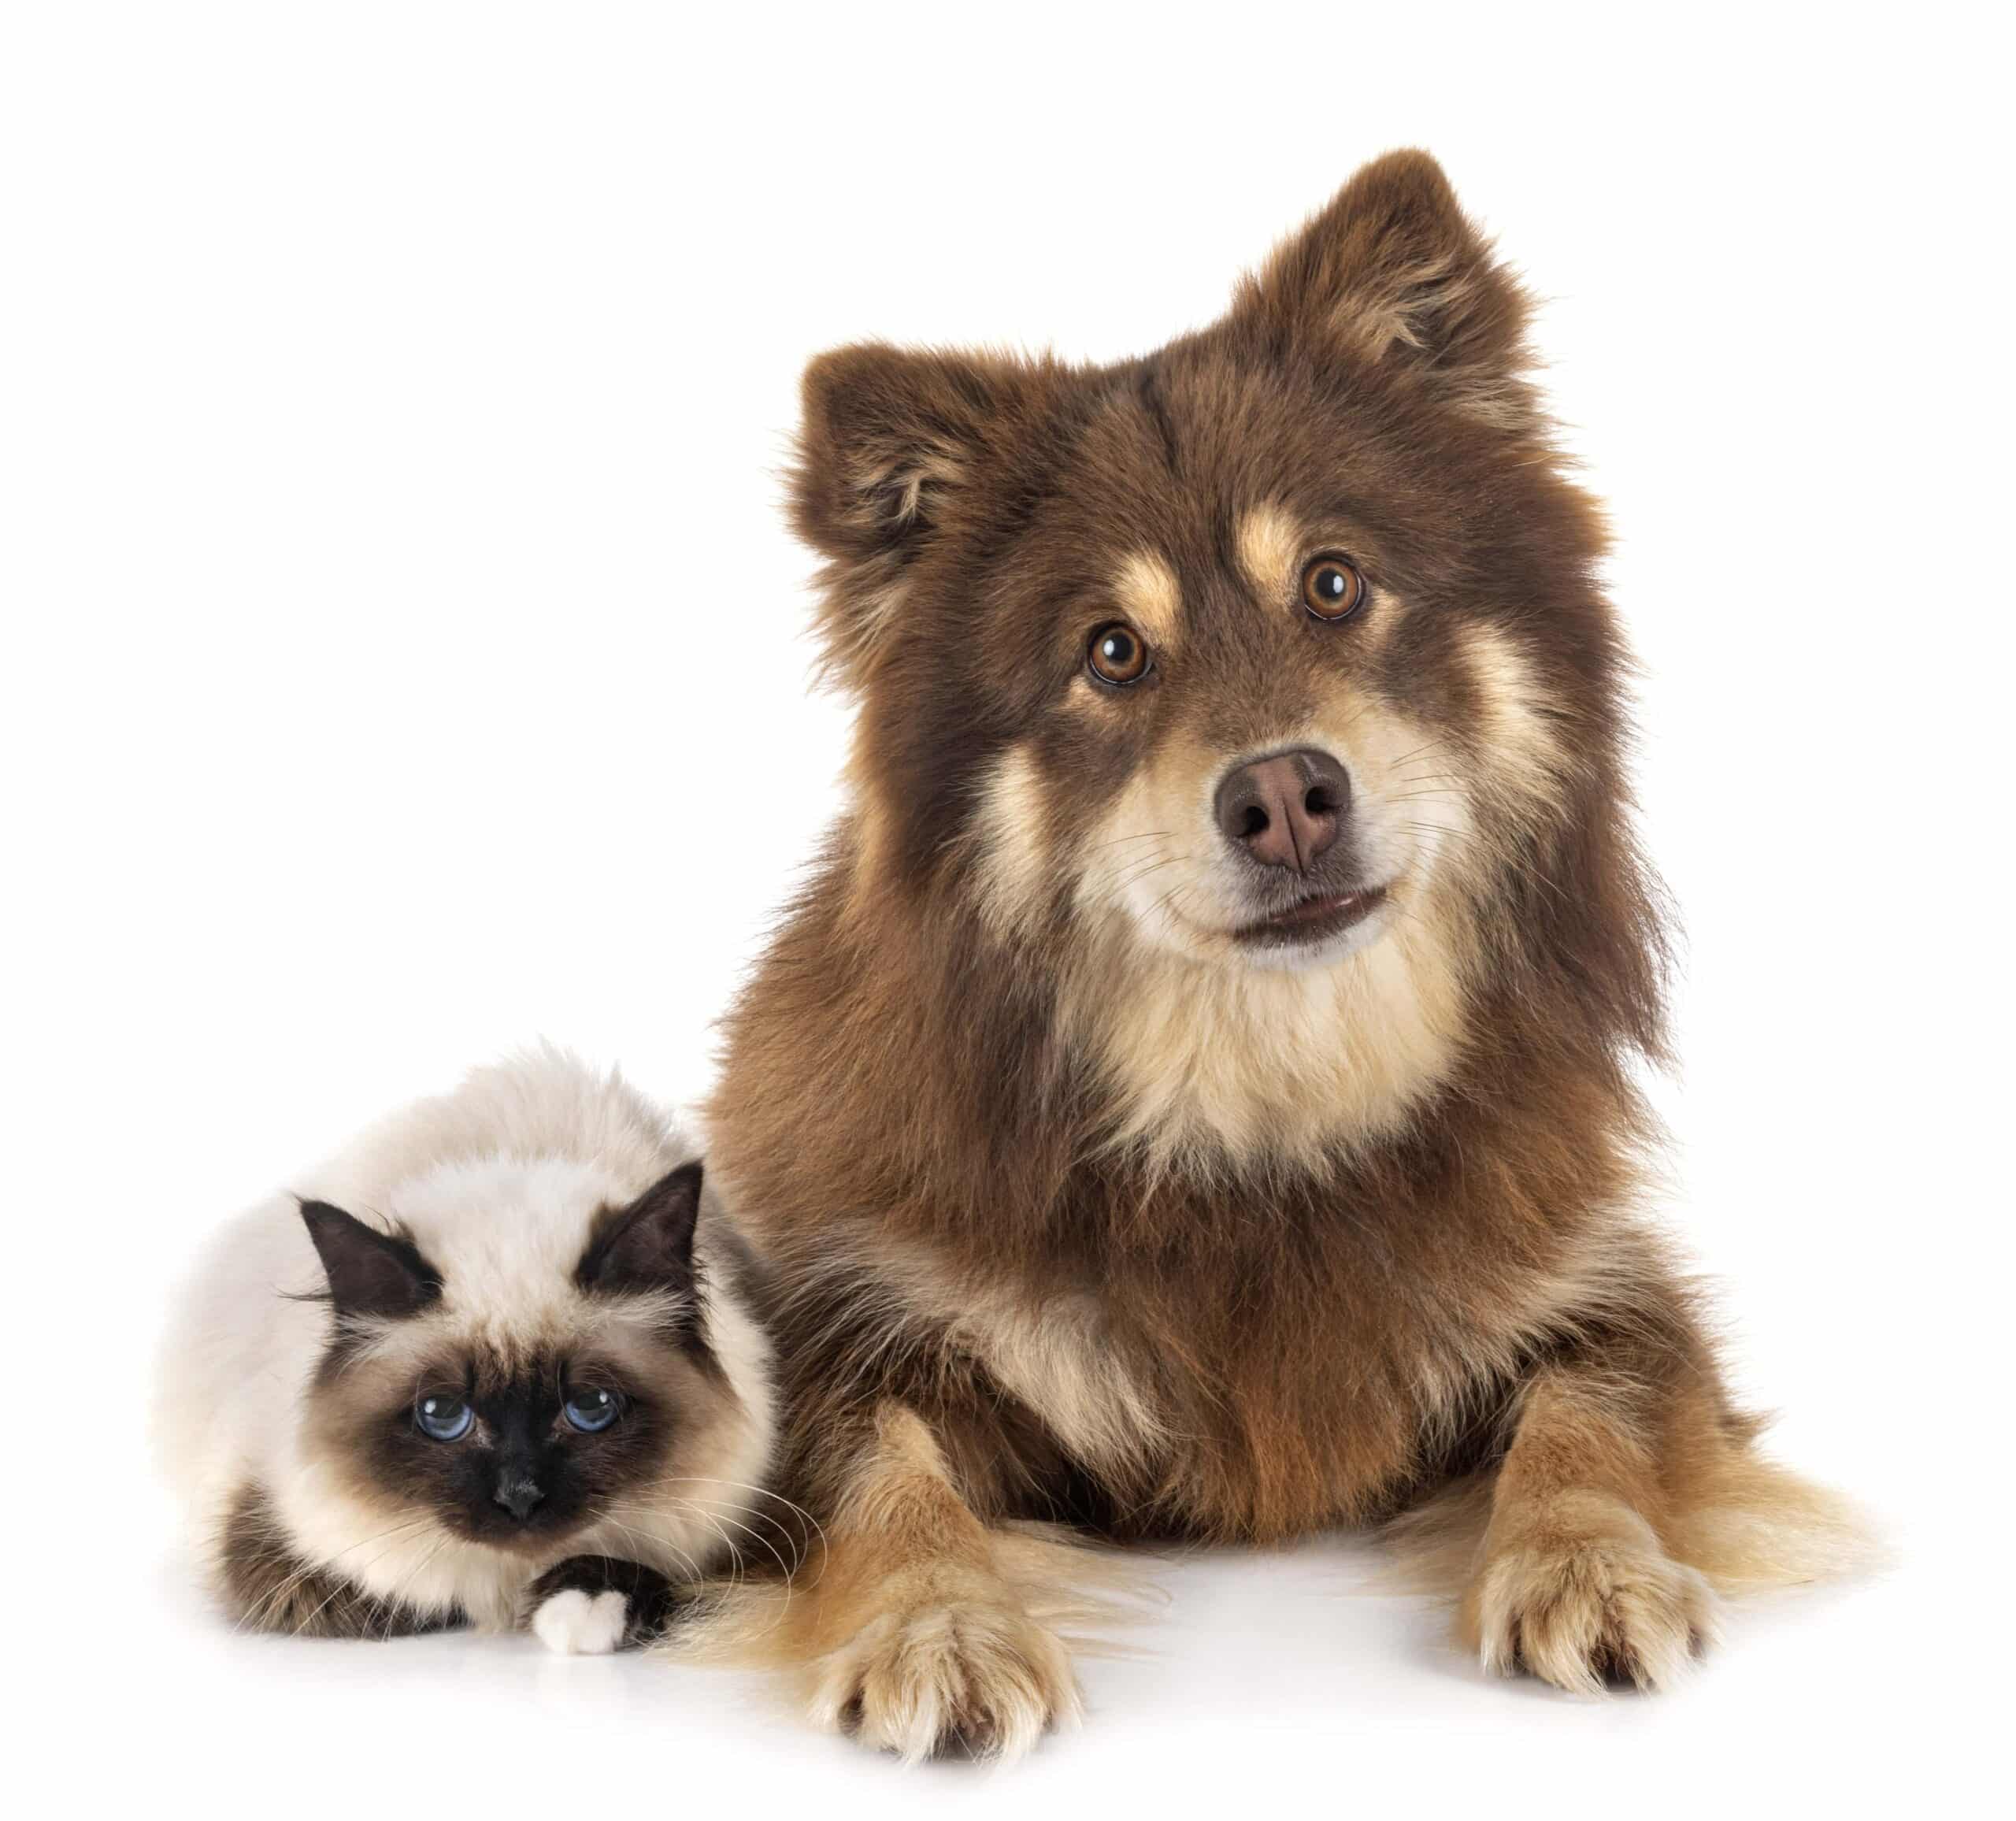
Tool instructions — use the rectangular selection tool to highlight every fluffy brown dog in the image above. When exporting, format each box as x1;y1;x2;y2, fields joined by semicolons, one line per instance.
707;150;1861;1760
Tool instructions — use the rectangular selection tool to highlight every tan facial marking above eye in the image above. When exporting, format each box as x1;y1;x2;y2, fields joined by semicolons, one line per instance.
1236;504;1303;602
1111;551;1181;651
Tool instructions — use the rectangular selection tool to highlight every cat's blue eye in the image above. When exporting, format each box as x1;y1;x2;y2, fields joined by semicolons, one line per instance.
415;1393;472;1441
562;1386;621;1433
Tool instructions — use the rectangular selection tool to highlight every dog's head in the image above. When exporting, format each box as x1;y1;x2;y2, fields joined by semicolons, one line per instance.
790;152;1661;1163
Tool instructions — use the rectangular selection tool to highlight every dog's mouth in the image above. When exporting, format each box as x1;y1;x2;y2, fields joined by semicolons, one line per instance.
1230;884;1388;950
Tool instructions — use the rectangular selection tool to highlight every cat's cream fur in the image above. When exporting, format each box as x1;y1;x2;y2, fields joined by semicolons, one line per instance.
154;1047;776;1641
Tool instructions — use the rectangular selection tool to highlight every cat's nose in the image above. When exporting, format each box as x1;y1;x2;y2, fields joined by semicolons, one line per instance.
494;1474;544;1521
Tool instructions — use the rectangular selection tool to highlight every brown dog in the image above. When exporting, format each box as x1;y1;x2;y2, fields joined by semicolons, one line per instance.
706;150;1862;1760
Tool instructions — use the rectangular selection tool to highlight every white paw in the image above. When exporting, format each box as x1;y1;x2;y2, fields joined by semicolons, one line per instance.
532;1587;629;1656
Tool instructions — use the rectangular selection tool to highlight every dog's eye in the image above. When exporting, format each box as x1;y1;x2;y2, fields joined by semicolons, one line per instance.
1301;556;1366;622
415;1394;472;1442
1087;623;1151;686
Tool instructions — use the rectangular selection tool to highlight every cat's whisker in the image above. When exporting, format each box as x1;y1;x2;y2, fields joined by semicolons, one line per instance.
287;1528;432;1640
591;1506;709;1591
650;1476;829;1565
612;1496;761;1600
638;1489;804;1577
647;1497;790;1580
362;1534;450;1641
663;1496;792;1580
605;1496;803;1630
232;1516;434;1635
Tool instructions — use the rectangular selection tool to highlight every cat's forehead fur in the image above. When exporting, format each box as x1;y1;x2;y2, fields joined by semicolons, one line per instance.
299;1047;706;1358
376;1154;681;1356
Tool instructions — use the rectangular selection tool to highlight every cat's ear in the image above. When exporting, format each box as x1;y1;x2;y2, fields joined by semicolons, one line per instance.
1231;150;1536;427
298;1200;442;1319
788;343;1054;689
575;1162;702;1297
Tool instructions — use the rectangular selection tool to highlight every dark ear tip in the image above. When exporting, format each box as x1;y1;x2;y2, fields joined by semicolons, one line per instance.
1340;148;1466;229
297;1197;347;1235
574;1159;705;1296
1362;146;1455;190
800;340;904;425
647;1159;706;1218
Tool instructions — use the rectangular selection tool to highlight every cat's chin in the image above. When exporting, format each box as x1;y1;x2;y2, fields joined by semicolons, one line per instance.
456;1523;592;1561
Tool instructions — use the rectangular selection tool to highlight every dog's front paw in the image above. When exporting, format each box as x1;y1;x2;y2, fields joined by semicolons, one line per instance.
807;1571;1080;1764
1466;1511;1719;1694
531;1586;630;1656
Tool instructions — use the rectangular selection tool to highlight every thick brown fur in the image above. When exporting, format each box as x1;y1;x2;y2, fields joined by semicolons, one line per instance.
706;150;1866;1757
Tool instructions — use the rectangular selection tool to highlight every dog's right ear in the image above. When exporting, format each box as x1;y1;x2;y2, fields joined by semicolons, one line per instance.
788;343;1051;690
1229;150;1536;431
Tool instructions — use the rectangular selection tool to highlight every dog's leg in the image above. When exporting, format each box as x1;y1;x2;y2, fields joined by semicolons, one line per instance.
1461;1357;1722;1693
797;1400;1079;1762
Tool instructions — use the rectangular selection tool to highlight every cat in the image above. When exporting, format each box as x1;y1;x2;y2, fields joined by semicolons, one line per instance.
155;1046;780;1652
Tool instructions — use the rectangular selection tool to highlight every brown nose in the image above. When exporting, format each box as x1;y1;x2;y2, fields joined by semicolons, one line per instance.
1214;747;1349;873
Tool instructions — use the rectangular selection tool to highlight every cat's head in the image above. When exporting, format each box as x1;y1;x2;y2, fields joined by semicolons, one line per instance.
295;1157;765;1563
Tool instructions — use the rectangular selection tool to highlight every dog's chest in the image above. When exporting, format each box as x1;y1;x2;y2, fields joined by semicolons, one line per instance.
933;1221;1601;1539
873;1258;1169;1488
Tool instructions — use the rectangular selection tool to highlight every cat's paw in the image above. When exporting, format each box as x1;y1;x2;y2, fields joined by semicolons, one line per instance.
807;1572;1080;1764
1466;1515;1720;1694
531;1586;630;1656
523;1555;679;1654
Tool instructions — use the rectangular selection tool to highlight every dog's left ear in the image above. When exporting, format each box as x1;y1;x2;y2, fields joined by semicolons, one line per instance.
1232;150;1536;427
789;343;1055;689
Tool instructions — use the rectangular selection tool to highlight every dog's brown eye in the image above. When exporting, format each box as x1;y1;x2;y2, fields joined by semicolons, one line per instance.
1301;556;1366;622
1087;623;1151;686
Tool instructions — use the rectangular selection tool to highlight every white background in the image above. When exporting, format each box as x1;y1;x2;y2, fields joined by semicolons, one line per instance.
4;4;2008;1813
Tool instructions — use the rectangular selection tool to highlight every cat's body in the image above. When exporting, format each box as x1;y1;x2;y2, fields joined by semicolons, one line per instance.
155;1048;776;1649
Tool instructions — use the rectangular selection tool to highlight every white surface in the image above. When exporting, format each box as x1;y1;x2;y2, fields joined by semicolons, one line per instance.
3;4;2005;1814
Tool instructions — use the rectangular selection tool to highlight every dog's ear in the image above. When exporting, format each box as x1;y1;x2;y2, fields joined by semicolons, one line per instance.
1232;150;1536;428
789;343;1051;689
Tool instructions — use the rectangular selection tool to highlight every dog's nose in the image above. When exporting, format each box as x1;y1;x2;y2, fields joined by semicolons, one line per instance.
1215;748;1349;873
494;1474;544;1522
